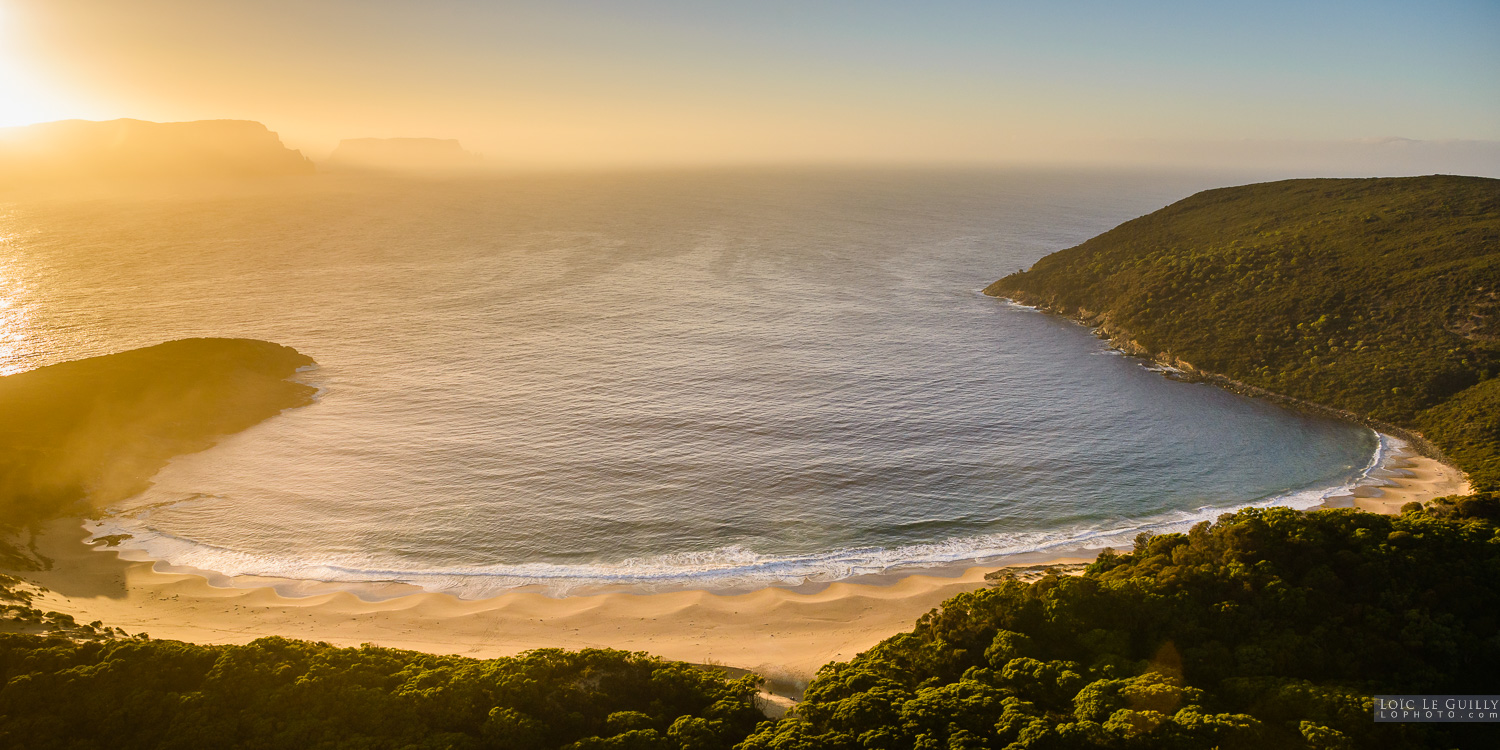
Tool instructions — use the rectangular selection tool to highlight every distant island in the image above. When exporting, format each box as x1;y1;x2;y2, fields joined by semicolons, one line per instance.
0;119;315;183
986;175;1500;496
0;338;315;567
325;137;481;172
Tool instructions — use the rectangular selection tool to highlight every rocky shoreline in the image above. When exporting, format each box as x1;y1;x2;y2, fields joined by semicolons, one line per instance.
994;291;1457;468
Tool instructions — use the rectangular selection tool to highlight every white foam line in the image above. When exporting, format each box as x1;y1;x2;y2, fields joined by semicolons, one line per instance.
293;363;329;401
90;432;1394;598
994;297;1041;312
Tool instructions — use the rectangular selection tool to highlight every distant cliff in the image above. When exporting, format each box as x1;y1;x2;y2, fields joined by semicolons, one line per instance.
325;137;480;172
986;175;1500;492
0;119;314;183
0;339;316;565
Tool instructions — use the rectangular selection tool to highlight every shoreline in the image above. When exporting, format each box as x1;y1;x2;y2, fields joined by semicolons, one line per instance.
83;431;1408;602
1317;441;1469;514
13;519;1092;686
7;446;1465;686
19;298;1443;614
992;294;1459;465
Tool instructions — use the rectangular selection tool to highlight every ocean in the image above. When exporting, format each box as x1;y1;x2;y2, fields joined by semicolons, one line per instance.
0;168;1380;596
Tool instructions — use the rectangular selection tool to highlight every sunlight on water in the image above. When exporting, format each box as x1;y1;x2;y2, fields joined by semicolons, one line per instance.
0;233;31;376
1;169;1378;594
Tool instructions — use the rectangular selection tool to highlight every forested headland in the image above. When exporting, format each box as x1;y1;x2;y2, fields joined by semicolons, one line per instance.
0;338;316;566
985;175;1500;494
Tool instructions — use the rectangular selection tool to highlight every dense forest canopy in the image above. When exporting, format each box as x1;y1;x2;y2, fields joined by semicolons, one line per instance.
0;638;764;750
985;176;1500;492
4;502;1496;749
740;501;1500;750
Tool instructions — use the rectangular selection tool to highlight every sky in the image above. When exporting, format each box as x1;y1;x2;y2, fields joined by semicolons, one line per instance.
1;0;1497;169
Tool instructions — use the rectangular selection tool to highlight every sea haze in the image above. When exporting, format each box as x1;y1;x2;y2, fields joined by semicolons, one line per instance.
0;169;1378;596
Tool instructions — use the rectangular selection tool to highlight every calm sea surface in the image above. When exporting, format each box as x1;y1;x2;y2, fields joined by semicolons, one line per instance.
0;169;1378;595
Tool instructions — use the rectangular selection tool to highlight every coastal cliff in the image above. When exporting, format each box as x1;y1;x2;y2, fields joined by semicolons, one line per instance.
986;175;1500;493
0;119;315;183
0;338;315;565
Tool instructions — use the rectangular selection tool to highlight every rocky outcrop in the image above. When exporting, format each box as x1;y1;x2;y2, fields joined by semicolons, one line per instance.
996;290;1453;463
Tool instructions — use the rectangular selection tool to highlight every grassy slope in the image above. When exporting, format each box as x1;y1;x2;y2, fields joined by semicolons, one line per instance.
985;175;1500;491
0;338;315;562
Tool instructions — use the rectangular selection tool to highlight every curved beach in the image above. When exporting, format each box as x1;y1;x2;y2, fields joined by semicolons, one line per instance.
18;449;1466;686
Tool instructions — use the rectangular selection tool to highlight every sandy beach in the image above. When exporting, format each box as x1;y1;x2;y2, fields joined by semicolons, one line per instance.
1320;448;1470;514
15;519;1091;689
8;443;1468;693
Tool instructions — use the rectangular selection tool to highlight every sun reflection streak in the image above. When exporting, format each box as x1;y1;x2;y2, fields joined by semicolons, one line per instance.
0;219;35;376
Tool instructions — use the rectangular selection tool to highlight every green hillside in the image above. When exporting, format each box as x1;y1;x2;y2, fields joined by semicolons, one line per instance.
0;338;315;564
985;175;1500;492
742;501;1500;750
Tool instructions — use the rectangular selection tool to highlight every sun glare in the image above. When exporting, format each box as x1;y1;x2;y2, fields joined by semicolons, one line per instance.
0;6;70;129
0;61;38;128
0;55;67;129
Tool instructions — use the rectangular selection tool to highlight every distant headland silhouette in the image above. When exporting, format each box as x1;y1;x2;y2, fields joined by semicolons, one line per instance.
0;118;315;183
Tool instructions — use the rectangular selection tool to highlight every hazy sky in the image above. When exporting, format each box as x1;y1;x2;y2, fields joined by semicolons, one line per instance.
2;0;1497;168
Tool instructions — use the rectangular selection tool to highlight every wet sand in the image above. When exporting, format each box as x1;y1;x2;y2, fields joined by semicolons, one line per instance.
1318;449;1470;514
10;442;1466;685
17;519;1090;684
